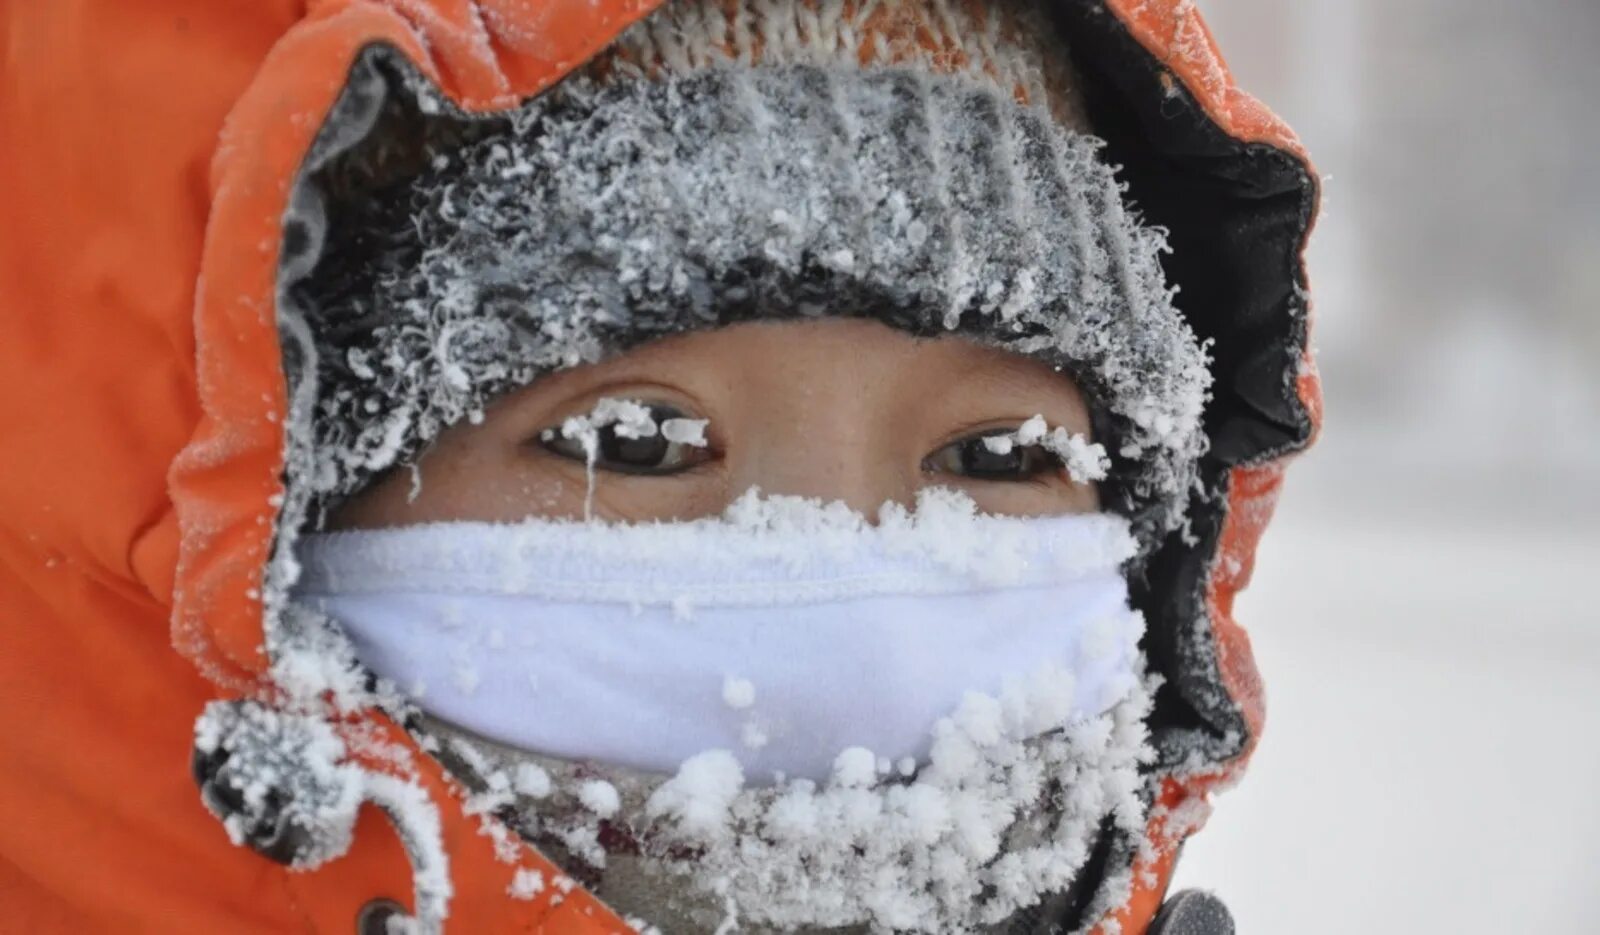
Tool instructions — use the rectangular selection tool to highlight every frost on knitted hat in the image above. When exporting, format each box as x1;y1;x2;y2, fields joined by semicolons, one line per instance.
606;0;1093;130
297;63;1211;544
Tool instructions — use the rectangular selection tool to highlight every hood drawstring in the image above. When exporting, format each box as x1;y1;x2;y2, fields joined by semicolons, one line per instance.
192;699;452;932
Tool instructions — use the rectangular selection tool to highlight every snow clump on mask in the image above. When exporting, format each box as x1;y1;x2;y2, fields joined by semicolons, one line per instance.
426;650;1157;933
300;64;1212;548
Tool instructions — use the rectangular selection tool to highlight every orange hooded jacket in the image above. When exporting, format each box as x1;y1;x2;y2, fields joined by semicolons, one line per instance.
0;1;1320;931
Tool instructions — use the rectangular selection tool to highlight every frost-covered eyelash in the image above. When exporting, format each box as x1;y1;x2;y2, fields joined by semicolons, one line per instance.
538;397;712;519
537;397;712;449
979;415;1110;485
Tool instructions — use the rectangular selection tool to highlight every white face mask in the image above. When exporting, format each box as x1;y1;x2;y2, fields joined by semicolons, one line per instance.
292;490;1146;785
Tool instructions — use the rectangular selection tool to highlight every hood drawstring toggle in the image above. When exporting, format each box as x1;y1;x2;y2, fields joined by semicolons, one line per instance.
192;699;450;932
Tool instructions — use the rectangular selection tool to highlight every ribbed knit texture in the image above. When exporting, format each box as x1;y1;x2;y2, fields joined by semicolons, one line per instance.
600;0;1090;130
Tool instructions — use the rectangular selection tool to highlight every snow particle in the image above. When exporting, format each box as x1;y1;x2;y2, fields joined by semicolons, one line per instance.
646;750;745;837
831;747;878;788
740;722;770;751
661;417;710;447
577;779;621;819
722;675;756;710
512;763;552;800
508;867;545;900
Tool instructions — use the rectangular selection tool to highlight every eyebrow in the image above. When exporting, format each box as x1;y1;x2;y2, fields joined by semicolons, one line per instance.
941;355;1084;404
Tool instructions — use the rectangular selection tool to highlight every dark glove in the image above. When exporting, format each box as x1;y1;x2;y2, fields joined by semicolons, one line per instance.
1148;890;1235;935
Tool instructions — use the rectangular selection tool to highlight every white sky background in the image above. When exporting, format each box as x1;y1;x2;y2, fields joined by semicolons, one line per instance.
1175;2;1600;931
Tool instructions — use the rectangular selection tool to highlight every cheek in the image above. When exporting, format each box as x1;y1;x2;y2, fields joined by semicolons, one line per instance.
486;441;731;524
587;475;732;524
436;446;587;521
356;442;583;524
944;478;1101;518
409;435;734;525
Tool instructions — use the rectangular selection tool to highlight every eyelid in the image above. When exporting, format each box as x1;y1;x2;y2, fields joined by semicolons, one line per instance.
546;397;678;429
543;387;716;446
552;381;704;416
533;397;718;478
923;420;1037;459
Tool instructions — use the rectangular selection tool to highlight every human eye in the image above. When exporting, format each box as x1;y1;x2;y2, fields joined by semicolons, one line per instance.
922;429;1059;482
538;400;712;476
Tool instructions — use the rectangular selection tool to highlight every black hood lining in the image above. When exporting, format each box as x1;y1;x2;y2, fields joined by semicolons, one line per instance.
1051;2;1318;772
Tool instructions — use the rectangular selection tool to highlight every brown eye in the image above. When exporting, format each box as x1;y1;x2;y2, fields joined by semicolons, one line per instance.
923;433;1058;481
539;403;710;476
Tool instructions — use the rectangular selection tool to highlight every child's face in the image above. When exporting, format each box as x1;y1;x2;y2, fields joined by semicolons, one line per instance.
330;317;1100;529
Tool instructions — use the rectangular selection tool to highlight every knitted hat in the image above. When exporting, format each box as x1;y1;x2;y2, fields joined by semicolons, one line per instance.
294;0;1211;546
602;0;1091;127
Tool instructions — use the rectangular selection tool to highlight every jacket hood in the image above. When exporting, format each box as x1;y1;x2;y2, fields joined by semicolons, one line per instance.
0;1;1319;932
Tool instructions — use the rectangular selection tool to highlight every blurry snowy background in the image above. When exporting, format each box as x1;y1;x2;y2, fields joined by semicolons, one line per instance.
1170;2;1600;931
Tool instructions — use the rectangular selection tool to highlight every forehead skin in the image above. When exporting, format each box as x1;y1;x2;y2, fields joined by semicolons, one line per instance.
328;318;1099;529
